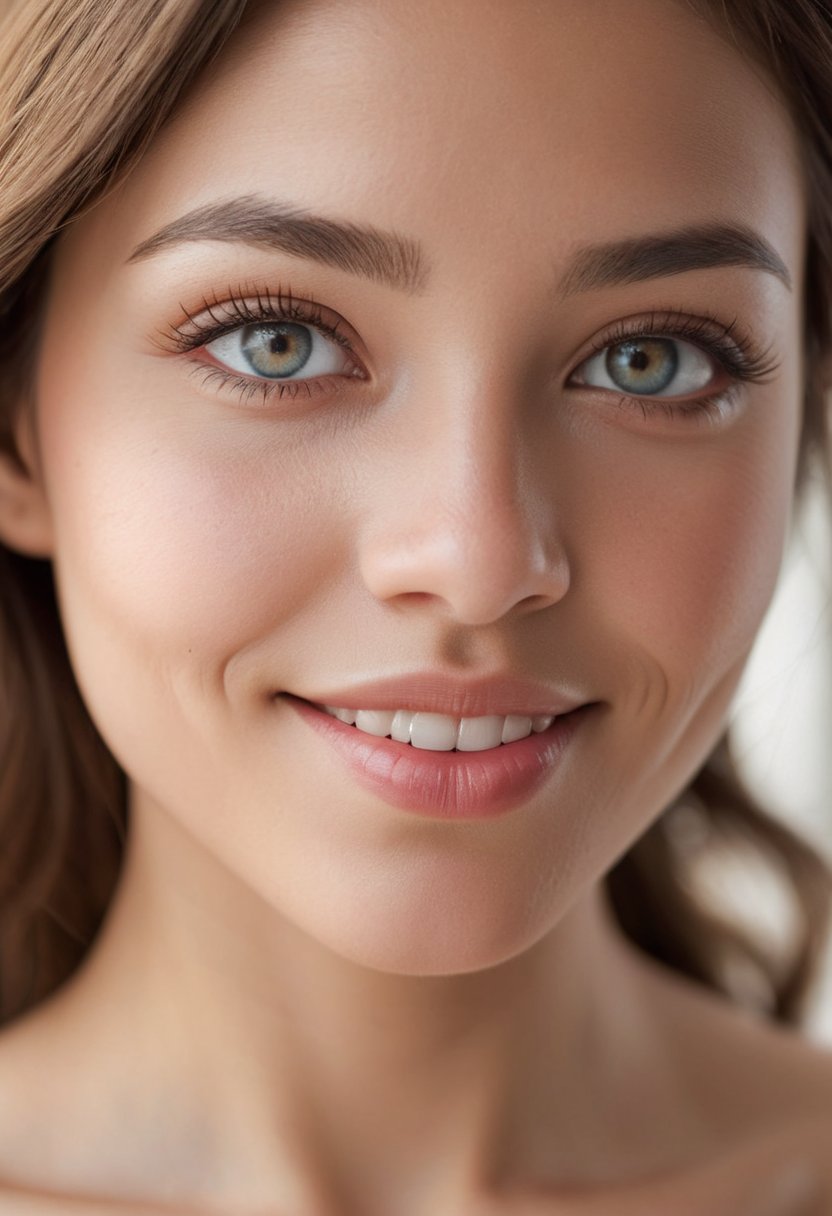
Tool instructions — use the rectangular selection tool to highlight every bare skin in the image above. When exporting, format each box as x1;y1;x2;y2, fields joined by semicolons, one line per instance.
0;942;831;1214
0;0;830;1212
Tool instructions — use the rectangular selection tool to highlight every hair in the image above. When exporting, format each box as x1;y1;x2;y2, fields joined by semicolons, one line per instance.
0;0;830;1029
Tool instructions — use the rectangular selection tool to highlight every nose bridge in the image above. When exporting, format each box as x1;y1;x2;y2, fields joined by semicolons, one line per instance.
428;383;533;541
358;367;571;624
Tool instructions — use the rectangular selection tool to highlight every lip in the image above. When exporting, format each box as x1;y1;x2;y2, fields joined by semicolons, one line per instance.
281;671;589;719
280;692;598;820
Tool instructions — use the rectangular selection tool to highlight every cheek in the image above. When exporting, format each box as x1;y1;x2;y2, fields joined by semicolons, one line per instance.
671;472;787;668
45;425;315;645
569;399;800;725
33;339;352;749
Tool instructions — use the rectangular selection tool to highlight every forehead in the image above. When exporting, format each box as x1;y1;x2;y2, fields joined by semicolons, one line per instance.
70;0;807;297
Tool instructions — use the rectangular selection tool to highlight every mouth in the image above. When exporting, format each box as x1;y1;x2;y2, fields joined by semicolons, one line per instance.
305;699;571;753
279;694;596;819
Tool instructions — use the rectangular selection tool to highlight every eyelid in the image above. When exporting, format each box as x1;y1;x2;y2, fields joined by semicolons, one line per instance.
157;292;780;418
156;284;373;404
158;283;366;363
566;308;781;391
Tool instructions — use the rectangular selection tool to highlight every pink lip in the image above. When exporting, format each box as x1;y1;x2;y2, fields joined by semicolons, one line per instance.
284;671;588;720
281;694;597;819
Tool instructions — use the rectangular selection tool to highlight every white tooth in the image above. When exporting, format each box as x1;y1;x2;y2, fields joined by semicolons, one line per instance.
456;715;505;751
354;709;396;736
531;714;555;733
501;714;533;743
330;706;357;725
390;709;414;743
409;712;459;751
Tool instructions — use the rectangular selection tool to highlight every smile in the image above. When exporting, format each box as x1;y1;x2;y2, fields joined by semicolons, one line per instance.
283;695;597;818
317;705;556;752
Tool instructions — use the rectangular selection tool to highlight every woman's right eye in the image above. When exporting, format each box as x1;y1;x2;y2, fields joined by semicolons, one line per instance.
204;321;358;383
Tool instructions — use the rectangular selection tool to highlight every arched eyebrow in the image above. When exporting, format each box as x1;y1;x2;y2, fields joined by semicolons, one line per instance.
557;221;792;297
126;196;792;297
126;195;429;294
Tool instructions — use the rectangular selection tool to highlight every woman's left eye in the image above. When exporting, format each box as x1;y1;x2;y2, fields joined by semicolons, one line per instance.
204;321;354;381
573;335;717;397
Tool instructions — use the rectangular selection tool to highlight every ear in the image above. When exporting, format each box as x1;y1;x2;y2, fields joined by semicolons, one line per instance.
0;408;54;559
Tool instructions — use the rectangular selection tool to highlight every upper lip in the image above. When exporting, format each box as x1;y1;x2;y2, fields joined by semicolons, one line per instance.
284;672;592;719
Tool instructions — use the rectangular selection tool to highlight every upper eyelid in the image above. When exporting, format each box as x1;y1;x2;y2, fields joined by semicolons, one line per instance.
172;293;367;395
161;292;779;391
570;313;781;385
159;286;358;354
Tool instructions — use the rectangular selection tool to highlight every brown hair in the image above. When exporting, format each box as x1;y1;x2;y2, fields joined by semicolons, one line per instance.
0;0;830;1028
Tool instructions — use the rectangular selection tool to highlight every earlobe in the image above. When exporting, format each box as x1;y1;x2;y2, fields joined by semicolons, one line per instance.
0;423;54;559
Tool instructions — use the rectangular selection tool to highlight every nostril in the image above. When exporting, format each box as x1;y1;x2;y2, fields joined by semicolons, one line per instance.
516;591;562;614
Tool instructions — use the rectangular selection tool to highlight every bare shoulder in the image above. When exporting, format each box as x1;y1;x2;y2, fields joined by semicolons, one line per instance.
513;1125;832;1215
604;999;832;1216
508;961;832;1216
630;947;832;1177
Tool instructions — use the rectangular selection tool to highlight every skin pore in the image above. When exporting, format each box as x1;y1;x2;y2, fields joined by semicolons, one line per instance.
0;0;830;1212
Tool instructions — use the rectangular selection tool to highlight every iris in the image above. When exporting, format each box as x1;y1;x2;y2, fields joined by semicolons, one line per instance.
606;337;679;394
241;321;312;378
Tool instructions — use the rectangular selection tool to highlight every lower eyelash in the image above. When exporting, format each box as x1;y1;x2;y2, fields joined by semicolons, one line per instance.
614;383;742;424
190;363;348;406
578;310;778;425
163;285;365;405
168;291;774;422
586;309;780;385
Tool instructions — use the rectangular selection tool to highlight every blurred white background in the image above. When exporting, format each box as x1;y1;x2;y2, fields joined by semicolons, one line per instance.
728;463;832;1045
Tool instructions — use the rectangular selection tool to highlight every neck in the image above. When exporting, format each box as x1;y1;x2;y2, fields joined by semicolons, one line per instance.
41;790;687;1216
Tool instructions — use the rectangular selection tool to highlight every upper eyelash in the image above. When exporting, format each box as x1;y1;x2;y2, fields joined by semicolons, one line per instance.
160;284;354;355
159;289;780;411
577;308;781;386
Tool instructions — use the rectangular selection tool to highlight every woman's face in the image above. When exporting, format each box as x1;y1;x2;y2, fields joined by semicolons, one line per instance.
11;0;806;970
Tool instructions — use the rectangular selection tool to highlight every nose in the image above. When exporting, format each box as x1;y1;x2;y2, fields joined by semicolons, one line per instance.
358;377;571;626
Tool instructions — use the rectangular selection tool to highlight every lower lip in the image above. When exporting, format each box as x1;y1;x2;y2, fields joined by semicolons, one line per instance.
281;694;595;819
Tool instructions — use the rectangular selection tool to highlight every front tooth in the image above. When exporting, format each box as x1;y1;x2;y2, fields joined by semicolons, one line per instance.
409;712;459;751
456;715;505;751
501;714;533;743
390;709;414;743
354;709;396;736
532;714;555;733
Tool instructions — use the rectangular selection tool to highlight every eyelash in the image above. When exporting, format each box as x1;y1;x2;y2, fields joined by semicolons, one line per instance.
163;287;781;422
163;285;362;407
576;309;781;424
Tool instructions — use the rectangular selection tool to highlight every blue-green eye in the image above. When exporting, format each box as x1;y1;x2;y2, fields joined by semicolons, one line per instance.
205;320;353;381
578;335;715;397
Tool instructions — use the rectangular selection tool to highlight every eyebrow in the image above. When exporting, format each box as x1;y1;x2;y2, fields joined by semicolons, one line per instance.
127;195;429;293
127;196;791;298
557;221;792;296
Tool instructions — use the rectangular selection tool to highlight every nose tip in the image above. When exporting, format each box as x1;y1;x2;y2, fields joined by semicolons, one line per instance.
356;374;573;626
359;504;571;627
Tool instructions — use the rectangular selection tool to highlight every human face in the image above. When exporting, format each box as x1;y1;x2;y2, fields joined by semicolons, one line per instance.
16;0;805;972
